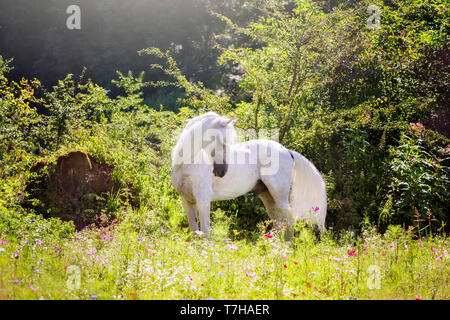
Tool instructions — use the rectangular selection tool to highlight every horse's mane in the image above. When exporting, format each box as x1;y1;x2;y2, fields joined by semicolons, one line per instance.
172;112;237;166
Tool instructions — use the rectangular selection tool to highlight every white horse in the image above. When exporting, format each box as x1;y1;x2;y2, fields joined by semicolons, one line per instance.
171;112;327;237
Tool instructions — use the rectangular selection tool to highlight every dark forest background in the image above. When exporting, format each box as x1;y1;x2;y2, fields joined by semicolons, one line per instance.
0;0;259;109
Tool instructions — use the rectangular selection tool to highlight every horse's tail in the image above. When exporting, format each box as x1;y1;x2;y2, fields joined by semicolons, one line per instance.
288;150;327;232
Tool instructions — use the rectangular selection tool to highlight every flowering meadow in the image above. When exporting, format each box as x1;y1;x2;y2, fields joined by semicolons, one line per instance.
0;214;448;300
1;0;449;301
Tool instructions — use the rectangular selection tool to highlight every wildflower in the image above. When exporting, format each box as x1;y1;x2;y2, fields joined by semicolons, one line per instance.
246;271;257;278
29;284;38;291
227;243;238;250
91;295;97;299
281;254;287;259
100;234;112;241
414;296;422;300
36;239;44;245
38;259;44;264
283;265;287;269
34;270;40;274
348;250;356;256
13;280;20;284
263;234;273;239
312;206;319;212
97;256;106;264
131;292;136;296
431;248;437;253
218;272;223;277
31;219;36;222
294;261;298;265
418;238;422;248
85;249;96;255
362;110;371;121
435;253;445;261
382;252;386;256
0;239;7;245
13;250;20;259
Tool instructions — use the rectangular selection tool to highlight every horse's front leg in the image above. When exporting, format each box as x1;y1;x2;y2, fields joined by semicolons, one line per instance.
197;198;211;238
181;197;199;232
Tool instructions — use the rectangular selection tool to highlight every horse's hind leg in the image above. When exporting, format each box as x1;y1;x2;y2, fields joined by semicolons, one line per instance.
258;191;285;230
181;197;199;232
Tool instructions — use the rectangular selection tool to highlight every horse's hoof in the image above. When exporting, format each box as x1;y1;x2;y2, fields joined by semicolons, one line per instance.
194;230;205;238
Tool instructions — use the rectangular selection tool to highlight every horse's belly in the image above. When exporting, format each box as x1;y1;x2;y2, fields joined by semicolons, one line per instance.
211;164;259;201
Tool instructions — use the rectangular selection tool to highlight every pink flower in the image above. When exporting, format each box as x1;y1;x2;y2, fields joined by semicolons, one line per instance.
363;110;371;121
227;243;238;250
414;296;422;300
431;247;437;253
29;284;38;291
0;239;7;245
435;253;445;261
246;271;257;278
418;238;422;248
263;234;273;239
348;250;356;256
97;256;106;264
36;239;44;245
85;249;96;255
281;254;287;259
409;122;425;136
312;206;319;212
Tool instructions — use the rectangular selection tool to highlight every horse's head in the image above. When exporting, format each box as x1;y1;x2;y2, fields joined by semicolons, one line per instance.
172;112;238;177
203;115;237;177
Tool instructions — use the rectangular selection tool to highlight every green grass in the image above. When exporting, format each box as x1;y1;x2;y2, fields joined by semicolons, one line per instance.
0;212;448;300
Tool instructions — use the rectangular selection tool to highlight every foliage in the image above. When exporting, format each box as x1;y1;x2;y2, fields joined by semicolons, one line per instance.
0;0;449;300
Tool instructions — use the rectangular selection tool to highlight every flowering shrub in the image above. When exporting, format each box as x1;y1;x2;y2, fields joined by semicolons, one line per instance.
384;136;449;231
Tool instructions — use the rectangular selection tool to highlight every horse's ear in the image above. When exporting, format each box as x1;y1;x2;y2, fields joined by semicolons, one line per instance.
220;117;238;127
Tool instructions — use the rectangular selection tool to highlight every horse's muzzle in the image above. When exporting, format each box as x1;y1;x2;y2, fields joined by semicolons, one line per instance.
213;163;228;178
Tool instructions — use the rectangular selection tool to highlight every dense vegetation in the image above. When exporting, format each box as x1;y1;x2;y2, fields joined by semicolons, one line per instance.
0;0;448;299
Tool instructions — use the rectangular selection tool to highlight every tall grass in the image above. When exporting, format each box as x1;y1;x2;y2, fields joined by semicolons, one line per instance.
0;212;448;300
